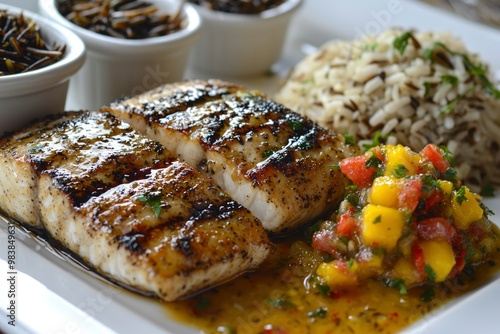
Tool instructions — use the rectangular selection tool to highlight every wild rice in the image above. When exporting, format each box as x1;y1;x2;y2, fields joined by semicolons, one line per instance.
276;29;500;192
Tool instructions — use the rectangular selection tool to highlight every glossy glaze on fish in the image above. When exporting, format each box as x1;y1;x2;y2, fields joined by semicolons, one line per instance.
0;111;270;301
103;80;360;233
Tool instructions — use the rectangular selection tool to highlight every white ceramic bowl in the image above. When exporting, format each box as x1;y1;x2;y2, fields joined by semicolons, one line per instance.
0;4;85;136
189;0;303;77
39;0;202;110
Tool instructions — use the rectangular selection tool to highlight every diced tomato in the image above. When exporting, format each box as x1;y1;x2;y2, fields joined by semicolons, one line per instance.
335;214;358;237
416;217;457;242
412;243;426;279
367;146;384;161
398;178;423;212
340;155;379;189
420;144;450;174
423;188;445;211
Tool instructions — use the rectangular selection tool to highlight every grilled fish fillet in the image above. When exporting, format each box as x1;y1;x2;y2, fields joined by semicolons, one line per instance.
0;111;270;301
103;79;360;233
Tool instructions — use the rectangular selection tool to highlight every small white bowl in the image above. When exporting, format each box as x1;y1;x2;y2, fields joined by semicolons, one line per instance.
39;0;202;110
0;4;85;136
189;0;303;77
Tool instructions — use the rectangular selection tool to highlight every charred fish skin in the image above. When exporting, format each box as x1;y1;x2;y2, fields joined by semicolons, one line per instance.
103;80;360;233
0;111;174;228
40;163;270;302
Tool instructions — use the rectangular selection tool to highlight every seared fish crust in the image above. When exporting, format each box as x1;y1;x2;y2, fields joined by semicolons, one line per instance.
103;80;360;233
0;111;270;301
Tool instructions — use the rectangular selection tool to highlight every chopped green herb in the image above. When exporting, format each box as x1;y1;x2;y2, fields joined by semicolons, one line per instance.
365;154;383;169
308;275;331;296
288;120;303;132
455;186;468;205
424;264;437;283
440;86;475;115
346;193;358;207
373;215;382;224
392;164;409;178
262;149;274;158
371;247;387;256
480;183;495;197
443;167;458;182
339;236;350;245
385;278;408;294
424;41;500;99
329;165;341;170
423;82;432;98
296;139;313;150
347;258;355;269
346;185;358;192
440;74;459;86
307;307;328;319
438;145;455;165
136;192;162;218
303;220;323;243
343;132;356;146
393;31;413;55
421;288;435;302
362;131;385;151
481;203;495;216
267;298;296;310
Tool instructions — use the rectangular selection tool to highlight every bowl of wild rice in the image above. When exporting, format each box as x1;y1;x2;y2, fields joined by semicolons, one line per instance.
275;29;500;193
0;4;85;136
188;0;302;77
39;0;201;110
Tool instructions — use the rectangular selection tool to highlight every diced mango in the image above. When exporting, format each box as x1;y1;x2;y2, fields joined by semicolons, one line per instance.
361;204;406;251
316;260;358;289
384;144;420;177
392;257;420;286
420;240;456;282
368;176;401;208
438;180;453;196
451;186;484;230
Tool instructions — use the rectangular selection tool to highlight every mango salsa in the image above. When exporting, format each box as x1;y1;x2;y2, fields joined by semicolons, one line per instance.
311;143;497;295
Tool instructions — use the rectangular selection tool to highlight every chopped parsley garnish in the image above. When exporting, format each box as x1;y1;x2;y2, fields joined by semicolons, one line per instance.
440;86;474;115
267;298;296;310
362;131;385;151
346;193;359;207
439;145;455;165
424;264;437;283
392;164;409;178
329;165;340;170
423;82;432;98
307;307;328;319
309;275;331;296
423;41;500;99
366;154;383;170
440;74;459;86
393;31;413;55
262;149;274;158
455;186;468;205
348;258;355;269
385;278;408;294
343;132;356;146
373;215;382;224
443;167;458;183
288;120;303;132
136;191;162;218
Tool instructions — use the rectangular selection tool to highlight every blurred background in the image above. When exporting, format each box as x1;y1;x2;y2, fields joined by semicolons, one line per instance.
422;0;500;28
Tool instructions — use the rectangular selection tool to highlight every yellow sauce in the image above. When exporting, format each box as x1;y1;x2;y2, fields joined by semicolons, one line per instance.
166;239;500;334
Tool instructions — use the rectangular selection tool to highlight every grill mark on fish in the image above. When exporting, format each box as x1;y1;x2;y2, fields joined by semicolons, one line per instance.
103;79;361;233
0;110;271;301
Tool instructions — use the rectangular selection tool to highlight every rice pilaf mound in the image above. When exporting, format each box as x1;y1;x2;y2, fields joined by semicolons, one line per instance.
275;29;500;193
